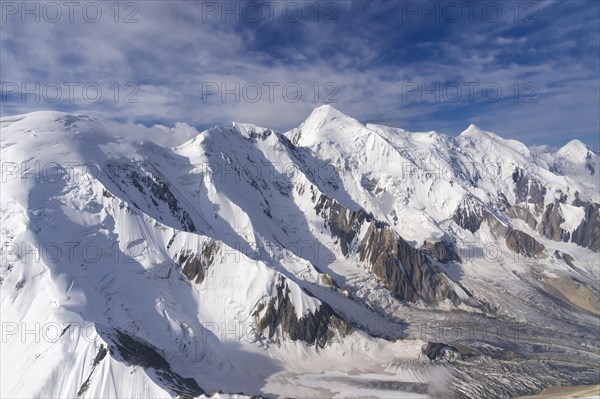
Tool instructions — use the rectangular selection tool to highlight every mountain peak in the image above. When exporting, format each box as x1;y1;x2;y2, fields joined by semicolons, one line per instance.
460;123;485;136
557;139;589;158
304;104;350;125
230;122;270;138
288;105;362;146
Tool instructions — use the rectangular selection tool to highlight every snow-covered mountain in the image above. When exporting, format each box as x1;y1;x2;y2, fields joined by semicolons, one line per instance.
1;107;598;398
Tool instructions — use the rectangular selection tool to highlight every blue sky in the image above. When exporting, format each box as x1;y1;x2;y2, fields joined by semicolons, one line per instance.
1;0;599;147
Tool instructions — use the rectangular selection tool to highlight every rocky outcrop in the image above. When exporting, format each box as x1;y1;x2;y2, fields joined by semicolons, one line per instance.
512;168;547;213
103;328;204;397
254;276;352;348
496;192;539;230
315;194;460;305
106;162;196;232
175;241;219;284
359;222;460;305
554;250;576;268
314;194;368;256
423;239;461;263
586;151;596;175
453;197;546;258
454;198;512;239
506;204;538;230
539;202;570;242
571;203;600;252
572;191;589;207
539;202;599;252
76;345;108;396
453;197;490;233
505;228;545;258
562;252;576;268
421;342;473;361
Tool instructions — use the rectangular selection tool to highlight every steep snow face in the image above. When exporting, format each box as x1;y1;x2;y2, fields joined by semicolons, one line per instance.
0;112;345;398
1;109;599;399
290;104;366;147
553;139;599;185
287;106;598;248
557;139;592;159
287;107;460;242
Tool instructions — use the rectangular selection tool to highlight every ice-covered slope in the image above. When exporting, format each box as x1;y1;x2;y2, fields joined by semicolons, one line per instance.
288;107;598;246
0;112;350;398
1;108;599;398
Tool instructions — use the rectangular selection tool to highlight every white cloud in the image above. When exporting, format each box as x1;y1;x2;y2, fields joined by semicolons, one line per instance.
1;1;598;146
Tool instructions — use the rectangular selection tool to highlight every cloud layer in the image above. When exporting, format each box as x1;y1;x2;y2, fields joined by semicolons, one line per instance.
1;0;598;146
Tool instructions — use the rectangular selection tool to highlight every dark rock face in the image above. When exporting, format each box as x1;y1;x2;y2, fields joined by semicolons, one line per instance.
561;252;576;267
422;342;462;361
106;162;196;232
254;276;351;348
423;239;461;263
505;228;545;258
359;222;460;305
539;202;570;242
76;344;109;396
586;152;596;175
572;191;589;207
422;342;478;362
178;253;204;284
454;198;510;238
497;192;538;230
572;203;600;252
507;204;538;230
454;197;547;258
555;250;576;268
512;168;547;212
175;241;219;284
453;198;488;233
314;194;367;256
245;128;273;141
314;194;460;306
106;329;204;397
508;168;598;252
539;202;599;252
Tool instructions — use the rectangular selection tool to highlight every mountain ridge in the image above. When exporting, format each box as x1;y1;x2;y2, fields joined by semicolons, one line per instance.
1;107;599;398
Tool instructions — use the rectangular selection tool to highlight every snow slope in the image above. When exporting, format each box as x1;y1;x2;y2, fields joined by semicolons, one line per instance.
1;108;599;398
